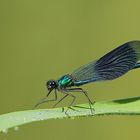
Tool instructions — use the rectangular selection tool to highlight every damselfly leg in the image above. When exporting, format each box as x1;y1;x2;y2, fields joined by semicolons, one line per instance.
33;89;57;109
63;88;94;114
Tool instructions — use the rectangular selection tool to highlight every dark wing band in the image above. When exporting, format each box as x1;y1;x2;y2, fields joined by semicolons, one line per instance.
72;41;140;86
94;41;137;80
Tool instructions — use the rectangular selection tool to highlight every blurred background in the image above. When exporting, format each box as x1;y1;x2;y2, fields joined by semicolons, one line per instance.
1;0;140;139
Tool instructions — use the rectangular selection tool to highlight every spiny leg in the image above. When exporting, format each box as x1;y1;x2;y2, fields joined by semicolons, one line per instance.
82;91;94;114
64;93;76;116
53;94;69;108
65;88;93;104
33;89;57;109
50;92;76;114
53;94;69;112
57;91;76;116
64;88;94;114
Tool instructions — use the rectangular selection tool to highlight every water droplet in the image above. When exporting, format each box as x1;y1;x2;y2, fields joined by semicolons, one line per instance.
23;117;27;122
39;117;45;121
14;126;19;131
2;129;8;134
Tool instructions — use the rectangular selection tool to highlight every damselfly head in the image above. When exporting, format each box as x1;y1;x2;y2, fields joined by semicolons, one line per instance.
46;80;57;91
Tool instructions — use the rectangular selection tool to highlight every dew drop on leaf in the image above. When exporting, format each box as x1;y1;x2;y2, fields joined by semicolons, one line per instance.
2;128;8;134
14;126;19;131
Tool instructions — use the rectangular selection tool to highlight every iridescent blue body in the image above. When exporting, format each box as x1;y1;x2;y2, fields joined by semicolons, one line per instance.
34;41;140;113
57;74;97;88
57;75;74;88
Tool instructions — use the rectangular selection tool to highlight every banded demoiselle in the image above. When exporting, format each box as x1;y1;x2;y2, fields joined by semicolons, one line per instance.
34;41;140;113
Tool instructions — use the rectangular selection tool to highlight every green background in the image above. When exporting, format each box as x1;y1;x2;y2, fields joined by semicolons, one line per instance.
1;0;140;139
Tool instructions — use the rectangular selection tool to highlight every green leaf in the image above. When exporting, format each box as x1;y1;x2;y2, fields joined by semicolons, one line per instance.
1;96;140;132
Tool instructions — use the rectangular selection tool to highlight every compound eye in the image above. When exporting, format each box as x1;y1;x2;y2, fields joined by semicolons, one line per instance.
46;80;57;90
52;81;55;85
